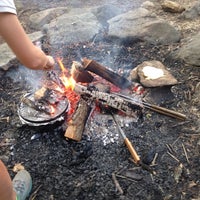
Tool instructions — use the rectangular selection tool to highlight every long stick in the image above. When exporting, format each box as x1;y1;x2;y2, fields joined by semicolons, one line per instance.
143;103;186;121
114;93;186;121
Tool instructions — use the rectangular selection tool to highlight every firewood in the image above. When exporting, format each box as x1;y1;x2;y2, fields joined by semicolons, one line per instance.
65;97;92;141
82;57;132;89
71;61;94;83
73;83;142;119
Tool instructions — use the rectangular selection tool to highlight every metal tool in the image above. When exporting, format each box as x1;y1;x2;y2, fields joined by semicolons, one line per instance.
112;113;156;174
111;113;140;164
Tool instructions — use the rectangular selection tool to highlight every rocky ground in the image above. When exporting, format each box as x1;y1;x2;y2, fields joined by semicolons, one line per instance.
0;1;200;200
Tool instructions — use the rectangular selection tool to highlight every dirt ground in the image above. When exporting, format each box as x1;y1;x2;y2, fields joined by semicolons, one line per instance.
0;1;200;200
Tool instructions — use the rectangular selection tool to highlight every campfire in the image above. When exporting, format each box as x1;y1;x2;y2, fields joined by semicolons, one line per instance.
17;57;186;168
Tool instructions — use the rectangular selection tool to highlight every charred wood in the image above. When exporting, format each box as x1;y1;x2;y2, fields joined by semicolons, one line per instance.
71;61;94;83
74;83;143;119
82;57;133;89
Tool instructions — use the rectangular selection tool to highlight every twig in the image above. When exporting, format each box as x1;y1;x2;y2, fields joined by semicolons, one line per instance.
150;173;154;182
112;173;124;195
115;174;137;182
166;144;176;155
151;152;158;166
182;143;190;164
184;133;200;137
172;136;181;146
171;121;190;128
167;151;180;163
29;184;42;200
0;117;9;123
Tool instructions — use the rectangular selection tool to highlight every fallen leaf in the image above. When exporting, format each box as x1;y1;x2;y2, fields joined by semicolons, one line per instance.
13;163;25;172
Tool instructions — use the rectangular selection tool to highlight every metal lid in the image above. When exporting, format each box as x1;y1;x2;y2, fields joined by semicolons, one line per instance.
18;93;69;126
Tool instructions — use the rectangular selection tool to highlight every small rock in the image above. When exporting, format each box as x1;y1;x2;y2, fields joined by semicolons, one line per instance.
161;0;185;13
130;60;178;87
141;1;155;9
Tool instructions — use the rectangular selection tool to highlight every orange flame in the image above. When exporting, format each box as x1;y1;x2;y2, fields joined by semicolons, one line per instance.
57;57;67;72
60;76;76;91
56;58;80;120
50;105;55;114
57;57;76;90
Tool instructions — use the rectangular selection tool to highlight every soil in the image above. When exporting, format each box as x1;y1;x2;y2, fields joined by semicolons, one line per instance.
0;1;200;200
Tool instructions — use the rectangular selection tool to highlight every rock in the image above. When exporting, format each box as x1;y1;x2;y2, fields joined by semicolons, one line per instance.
129;67;139;81
107;8;181;45
176;32;200;66
0;31;44;70
29;7;69;30
141;1;155;9
161;0;185;13
14;0;24;11
141;21;181;45
130;60;178;87
44;8;102;47
91;4;122;26
180;1;200;19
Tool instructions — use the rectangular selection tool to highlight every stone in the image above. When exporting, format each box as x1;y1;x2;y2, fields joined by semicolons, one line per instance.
44;8;102;47
141;1;155;9
0;31;44;70
107;8;181;45
130;60;178;87
161;0;185;13
91;4;122;25
29;7;69;30
176;32;200;66
180;1;200;19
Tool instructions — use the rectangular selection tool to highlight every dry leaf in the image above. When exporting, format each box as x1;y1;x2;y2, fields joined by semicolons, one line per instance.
188;181;197;188
13;163;25;172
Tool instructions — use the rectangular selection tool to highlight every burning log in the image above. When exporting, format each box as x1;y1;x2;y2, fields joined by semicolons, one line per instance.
71;61;94;83
81;58;133;89
73;83;186;121
65;97;92;141
73;83;143;119
73;83;143;118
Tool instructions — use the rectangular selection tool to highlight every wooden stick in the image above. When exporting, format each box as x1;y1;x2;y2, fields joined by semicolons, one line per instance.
167;151;180;163
144;103;186;121
82;57;132;89
115;93;186;121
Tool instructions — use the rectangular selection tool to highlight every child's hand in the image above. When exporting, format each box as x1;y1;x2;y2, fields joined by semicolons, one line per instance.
44;56;55;70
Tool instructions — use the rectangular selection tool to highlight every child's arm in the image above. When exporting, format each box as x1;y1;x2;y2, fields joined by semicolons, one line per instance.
0;13;54;70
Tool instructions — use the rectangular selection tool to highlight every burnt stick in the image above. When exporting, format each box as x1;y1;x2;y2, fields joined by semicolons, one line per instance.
73;83;143;119
74;84;186;121
114;93;186;121
82;57;132;89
